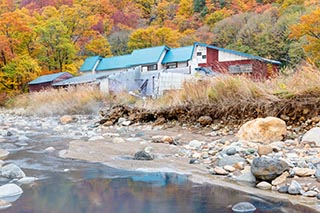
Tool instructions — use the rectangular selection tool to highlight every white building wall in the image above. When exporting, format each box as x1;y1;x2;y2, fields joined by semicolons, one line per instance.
218;51;250;62
155;73;192;96
194;45;207;64
99;79;109;94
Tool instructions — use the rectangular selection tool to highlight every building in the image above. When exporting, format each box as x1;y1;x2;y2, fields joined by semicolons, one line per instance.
192;42;281;79
80;42;281;79
28;72;73;92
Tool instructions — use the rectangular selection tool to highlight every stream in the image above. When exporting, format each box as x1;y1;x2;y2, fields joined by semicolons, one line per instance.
0;114;316;212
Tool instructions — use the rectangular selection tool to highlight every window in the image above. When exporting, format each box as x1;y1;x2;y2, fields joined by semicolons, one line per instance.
166;62;177;69
147;64;157;71
228;64;253;74
197;52;202;56
202;55;207;59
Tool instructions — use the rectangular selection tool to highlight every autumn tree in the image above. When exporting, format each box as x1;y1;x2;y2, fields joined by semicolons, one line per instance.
128;27;181;49
0;54;40;92
290;8;320;67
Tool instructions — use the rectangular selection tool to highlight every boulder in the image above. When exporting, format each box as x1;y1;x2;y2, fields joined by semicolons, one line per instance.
237;117;287;144
0;164;26;179
134;151;154;160
251;157;289;181
0;184;23;202
301;127;320;147
0;149;9;160
197;116;213;126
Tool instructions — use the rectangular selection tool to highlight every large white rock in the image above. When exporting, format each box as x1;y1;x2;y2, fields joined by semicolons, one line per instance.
237;117;287;144
301;127;320;146
0;184;23;202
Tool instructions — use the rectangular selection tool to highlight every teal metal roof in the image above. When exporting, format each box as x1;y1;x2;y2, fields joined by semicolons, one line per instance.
130;46;169;66
28;72;71;85
162;46;194;64
195;42;281;65
95;55;132;71
80;56;102;72
94;46;169;71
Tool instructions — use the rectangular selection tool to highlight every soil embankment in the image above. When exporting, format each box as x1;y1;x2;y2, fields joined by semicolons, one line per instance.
99;96;320;131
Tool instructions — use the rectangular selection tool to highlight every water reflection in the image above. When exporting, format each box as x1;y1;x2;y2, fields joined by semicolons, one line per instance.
1;169;314;213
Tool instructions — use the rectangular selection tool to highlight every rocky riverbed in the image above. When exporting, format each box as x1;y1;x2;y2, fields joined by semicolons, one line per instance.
1;111;320;212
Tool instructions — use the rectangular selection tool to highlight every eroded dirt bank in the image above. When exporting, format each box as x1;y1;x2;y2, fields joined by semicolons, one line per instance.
99;96;320;130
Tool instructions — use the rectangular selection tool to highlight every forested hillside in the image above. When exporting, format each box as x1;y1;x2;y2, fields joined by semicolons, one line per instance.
0;0;319;94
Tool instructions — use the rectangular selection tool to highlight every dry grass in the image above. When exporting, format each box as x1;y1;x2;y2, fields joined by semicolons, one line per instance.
6;64;320;118
146;64;320;110
9;86;107;116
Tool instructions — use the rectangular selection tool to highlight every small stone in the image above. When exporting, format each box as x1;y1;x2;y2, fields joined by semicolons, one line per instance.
59;115;76;124
272;171;289;186
292;167;315;177
226;147;237;155
258;144;273;156
0;199;12;210
303;191;318;197
103;121;113;126
188;140;203;149
288;180;302;195
317;194;320;200
197;116;213;126
112;137;125;143
234;162;245;170
301;127;320;147
256;181;272;190
214;167;229;175
0;164;26;179
218;156;246;167
189;159;199;164
232;202;256;213
88;136;105;141
44;147;55;153
236;171;256;183
144;146;153;153
16;177;38;185
224;165;236;172
278;185;289;193
134;151;154;160
315;168;320;180
121;121;131;126
162;136;174;144
0;149;9;160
